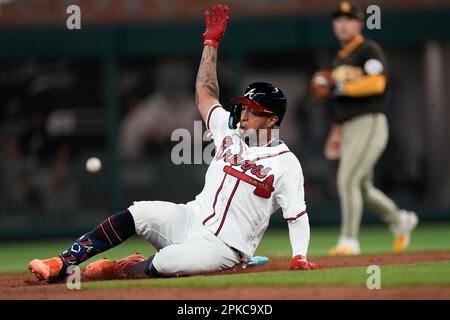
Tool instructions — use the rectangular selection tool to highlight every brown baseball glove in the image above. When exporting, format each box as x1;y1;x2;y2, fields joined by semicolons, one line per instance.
310;70;334;100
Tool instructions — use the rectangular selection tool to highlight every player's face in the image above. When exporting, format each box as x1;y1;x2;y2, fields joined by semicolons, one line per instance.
239;105;277;135
332;16;362;44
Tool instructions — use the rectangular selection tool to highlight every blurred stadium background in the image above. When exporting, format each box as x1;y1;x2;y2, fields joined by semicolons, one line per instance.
0;0;449;240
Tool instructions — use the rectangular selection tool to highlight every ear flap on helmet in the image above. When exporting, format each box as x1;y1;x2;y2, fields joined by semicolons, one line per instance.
227;103;243;129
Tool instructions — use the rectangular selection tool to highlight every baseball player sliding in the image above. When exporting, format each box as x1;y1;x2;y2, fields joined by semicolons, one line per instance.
311;1;418;256
28;4;323;282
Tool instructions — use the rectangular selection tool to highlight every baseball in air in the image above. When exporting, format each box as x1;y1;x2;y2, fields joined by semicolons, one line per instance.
86;157;102;173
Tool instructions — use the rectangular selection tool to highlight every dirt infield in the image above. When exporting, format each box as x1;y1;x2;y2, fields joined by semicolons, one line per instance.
2;251;450;300
216;250;450;276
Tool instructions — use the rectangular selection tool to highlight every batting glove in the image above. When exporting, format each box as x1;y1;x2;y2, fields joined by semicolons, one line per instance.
290;255;325;270
203;4;229;48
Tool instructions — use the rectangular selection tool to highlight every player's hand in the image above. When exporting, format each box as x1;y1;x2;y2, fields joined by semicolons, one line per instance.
324;136;340;160
310;70;334;100
290;255;325;270
203;4;229;48
324;125;341;160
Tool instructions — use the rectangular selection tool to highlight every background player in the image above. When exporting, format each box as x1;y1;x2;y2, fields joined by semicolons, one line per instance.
28;4;323;282
310;1;418;256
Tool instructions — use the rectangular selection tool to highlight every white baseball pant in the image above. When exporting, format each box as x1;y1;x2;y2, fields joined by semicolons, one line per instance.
128;201;241;276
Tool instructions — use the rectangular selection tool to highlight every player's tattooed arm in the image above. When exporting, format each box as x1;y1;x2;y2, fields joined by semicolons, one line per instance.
196;45;220;123
196;4;228;122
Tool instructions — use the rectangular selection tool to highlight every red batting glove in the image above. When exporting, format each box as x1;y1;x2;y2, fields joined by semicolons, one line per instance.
203;4;229;48
291;255;325;270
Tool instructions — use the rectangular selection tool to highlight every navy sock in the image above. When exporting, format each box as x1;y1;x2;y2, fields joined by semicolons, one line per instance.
125;255;162;278
58;210;135;276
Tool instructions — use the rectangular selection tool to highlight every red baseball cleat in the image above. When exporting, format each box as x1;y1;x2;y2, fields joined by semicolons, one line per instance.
83;253;145;280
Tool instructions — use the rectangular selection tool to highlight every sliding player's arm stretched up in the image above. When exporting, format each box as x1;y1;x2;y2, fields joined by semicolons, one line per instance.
196;4;228;123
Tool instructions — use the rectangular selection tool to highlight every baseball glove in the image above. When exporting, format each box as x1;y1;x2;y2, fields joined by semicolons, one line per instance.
310;70;334;100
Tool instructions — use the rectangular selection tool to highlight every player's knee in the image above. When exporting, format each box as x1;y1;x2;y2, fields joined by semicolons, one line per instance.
337;172;349;192
361;180;370;194
127;201;157;236
337;173;362;194
128;201;146;217
129;199;164;215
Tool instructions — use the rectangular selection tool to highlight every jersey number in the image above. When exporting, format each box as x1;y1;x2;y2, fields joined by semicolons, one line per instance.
224;166;274;199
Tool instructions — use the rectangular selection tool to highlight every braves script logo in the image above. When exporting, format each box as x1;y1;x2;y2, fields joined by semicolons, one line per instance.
216;136;274;198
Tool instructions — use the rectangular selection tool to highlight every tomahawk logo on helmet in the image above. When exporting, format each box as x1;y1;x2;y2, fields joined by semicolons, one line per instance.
227;82;288;129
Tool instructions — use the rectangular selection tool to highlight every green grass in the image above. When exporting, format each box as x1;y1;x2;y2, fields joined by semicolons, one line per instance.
2;223;450;290
83;261;450;289
256;222;450;257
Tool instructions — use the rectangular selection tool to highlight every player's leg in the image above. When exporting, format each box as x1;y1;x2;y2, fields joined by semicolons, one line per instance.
82;200;198;280
28;209;136;282
127;200;195;249
330;114;384;256
29;201;195;282
85;225;240;280
362;174;401;225
138;227;241;277
362;176;418;252
332;155;363;255
360;115;418;252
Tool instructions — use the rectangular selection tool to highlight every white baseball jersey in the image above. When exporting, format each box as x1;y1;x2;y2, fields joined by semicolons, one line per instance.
187;104;307;262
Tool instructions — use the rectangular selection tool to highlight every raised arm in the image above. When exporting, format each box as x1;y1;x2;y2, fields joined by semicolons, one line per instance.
196;4;229;123
196;46;220;122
